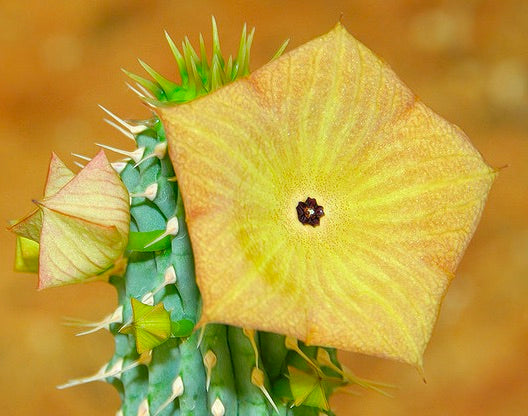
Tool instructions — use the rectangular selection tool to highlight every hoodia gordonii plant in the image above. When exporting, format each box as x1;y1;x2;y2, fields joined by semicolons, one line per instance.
9;19;495;416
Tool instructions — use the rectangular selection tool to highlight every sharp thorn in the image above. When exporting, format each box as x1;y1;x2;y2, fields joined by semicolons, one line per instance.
95;143;145;163
130;183;158;202
57;359;124;389
103;119;135;140
71;153;92;162
251;367;279;414
153;376;184;416
111;161;128;174
141;292;155;306
197;325;207;349
99;104;149;135
126;82;147;99
143;216;178;248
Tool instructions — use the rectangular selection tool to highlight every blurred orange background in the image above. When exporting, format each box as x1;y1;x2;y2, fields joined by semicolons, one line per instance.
1;1;527;415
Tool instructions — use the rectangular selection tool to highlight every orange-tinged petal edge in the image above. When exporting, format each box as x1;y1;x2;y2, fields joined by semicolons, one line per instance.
8;152;75;242
19;151;131;289
159;24;495;368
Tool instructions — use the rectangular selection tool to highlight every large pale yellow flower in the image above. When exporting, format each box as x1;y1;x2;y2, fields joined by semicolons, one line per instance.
9;151;129;289
159;24;495;368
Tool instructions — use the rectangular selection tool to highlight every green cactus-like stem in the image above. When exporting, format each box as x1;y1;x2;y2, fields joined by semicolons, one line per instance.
199;324;238;415
108;119;345;416
56;19;387;416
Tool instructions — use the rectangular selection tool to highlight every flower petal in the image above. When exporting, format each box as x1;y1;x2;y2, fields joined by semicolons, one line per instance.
8;209;42;242
159;24;495;367
288;366;320;408
14;236;39;273
41;150;130;238
36;151;130;289
37;205;125;289
44;152;75;197
122;298;172;354
8;153;75;242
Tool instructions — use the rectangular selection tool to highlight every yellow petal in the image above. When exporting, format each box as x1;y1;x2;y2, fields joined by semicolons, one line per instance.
14;236;39;273
41;151;129;238
123;298;172;354
8;209;42;242
288;366;320;407
159;24;495;367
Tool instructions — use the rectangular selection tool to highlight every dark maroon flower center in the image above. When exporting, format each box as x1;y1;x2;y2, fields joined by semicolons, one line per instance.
296;197;324;226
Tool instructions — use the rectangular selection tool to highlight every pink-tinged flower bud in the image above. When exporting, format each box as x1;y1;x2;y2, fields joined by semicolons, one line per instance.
9;151;130;289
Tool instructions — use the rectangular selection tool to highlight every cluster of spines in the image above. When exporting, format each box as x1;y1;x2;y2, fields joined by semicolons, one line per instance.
123;17;289;106
60;19;386;415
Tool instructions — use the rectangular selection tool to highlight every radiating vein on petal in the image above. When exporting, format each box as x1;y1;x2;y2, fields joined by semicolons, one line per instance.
160;23;495;367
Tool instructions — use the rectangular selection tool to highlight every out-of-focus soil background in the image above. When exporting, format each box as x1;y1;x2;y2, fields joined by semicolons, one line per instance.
1;1;526;415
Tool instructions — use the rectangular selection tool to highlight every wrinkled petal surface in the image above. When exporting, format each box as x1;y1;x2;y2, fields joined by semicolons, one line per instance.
160;24;495;367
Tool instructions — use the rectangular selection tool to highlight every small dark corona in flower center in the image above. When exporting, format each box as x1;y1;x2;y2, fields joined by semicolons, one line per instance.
296;197;324;227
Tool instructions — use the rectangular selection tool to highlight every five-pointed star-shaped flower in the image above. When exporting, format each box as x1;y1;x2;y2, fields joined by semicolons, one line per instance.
159;24;495;368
